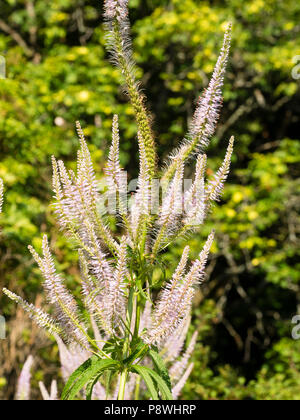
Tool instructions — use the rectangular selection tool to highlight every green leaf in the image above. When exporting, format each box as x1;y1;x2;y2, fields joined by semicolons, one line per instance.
149;348;172;391
62;356;119;400
146;368;173;400
123;340;148;366
131;365;158;400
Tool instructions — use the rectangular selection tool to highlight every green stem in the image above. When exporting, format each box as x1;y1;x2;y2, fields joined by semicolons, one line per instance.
134;376;141;400
133;293;141;339
118;369;128;400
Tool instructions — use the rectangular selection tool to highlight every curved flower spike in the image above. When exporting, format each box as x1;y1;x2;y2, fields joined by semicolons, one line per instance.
163;23;232;182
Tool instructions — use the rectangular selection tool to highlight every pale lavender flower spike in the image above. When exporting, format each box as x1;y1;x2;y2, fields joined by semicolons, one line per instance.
3;288;62;336
104;0;129;21
189;24;232;147
145;232;214;346
28;235;89;349
206;136;235;205
39;380;58;401
169;331;199;383
163;23;232;182
172;363;194;400
16;355;34;400
161;312;192;363
131;135;151;243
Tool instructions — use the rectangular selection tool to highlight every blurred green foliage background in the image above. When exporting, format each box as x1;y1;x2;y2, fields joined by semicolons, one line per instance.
0;0;299;400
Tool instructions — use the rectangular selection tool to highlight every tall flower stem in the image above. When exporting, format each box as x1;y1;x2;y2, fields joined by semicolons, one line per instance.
118;369;128;400
118;286;135;400
134;376;141;400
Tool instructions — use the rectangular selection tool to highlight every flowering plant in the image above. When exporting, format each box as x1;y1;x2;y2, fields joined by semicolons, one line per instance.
4;0;233;400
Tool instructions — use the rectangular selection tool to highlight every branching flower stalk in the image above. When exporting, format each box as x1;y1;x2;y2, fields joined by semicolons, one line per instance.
4;1;235;400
